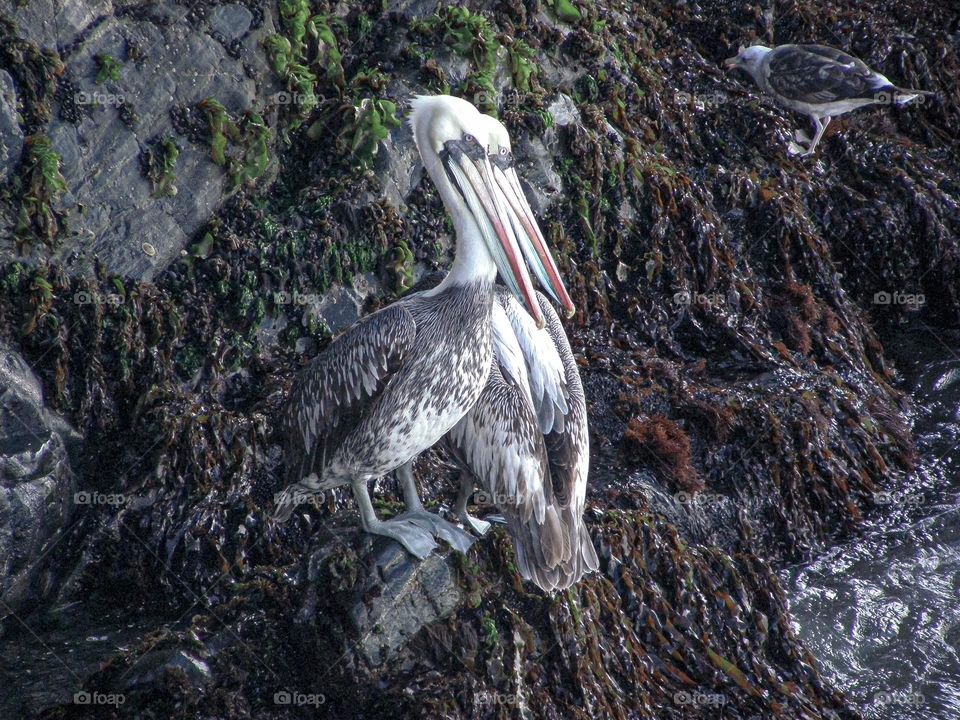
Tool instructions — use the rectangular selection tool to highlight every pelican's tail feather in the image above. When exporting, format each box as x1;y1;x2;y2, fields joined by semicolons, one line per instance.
505;504;599;592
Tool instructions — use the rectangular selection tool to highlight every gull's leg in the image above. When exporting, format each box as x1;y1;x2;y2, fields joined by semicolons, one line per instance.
455;472;492;536
804;115;830;156
352;477;437;559
394;462;476;554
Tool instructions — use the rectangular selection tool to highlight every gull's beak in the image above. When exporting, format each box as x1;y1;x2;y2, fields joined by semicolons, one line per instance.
443;143;544;327
483;158;576;319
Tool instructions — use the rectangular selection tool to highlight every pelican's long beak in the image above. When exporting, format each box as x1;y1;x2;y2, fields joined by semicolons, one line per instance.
484;158;575;318
723;56;739;71
443;142;545;327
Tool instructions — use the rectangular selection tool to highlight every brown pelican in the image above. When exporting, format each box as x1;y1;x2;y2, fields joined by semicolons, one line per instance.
444;286;599;591
724;44;932;156
274;95;574;559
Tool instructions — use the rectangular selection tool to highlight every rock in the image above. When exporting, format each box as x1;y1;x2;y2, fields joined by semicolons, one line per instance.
315;273;381;334
121;648;213;691
0;0;283;280
208;4;254;41
0;345;79;618
308;538;463;667
547;93;581;127
377;120;422;210
0;71;22;181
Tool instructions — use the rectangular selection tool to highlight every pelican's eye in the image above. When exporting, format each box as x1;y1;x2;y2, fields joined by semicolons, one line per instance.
498;147;508;157
463;133;477;145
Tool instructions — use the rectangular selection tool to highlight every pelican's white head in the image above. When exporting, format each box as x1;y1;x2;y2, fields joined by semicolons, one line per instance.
723;44;772;78
408;95;572;326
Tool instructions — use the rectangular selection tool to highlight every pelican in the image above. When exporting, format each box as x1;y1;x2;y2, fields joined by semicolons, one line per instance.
449;287;599;590
274;95;575;560
724;44;932;156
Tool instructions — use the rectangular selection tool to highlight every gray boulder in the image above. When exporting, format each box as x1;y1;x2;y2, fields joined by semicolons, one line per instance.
0;0;283;280
0;345;79;619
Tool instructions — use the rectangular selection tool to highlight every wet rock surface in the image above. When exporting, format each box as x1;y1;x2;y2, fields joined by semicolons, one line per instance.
0;0;957;718
0;344;77;619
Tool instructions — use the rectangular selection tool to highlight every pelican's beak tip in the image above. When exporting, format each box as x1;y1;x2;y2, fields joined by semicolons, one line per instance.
535;314;547;329
564;307;576;319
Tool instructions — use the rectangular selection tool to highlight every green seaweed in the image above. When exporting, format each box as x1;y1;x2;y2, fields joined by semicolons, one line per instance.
142;136;180;198
95;53;122;83
14;135;69;249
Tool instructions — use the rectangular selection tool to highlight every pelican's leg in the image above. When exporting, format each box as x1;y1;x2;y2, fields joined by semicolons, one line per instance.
394;462;476;554
804;115;830;156
351;477;437;559
454;472;492;536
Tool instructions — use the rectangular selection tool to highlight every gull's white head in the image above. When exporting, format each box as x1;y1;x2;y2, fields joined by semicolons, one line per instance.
724;44;772;75
407;95;574;325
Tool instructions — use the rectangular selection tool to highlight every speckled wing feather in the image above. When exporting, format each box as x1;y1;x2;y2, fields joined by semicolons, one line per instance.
282;303;417;491
448;293;598;590
497;288;569;435
767;44;882;104
448;305;550;525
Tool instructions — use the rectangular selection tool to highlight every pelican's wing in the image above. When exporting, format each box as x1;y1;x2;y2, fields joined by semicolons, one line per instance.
766;44;883;104
447;340;574;589
538;294;599;577
497;288;569;434
282;303;417;493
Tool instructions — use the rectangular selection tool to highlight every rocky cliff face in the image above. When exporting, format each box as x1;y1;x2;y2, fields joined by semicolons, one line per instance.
0;0;957;718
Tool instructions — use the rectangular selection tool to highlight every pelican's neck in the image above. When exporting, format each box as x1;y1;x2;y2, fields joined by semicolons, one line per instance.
442;213;497;288
417;144;497;294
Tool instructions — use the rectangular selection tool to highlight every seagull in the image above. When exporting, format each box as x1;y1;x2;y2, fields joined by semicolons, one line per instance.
274;95;575;560
724;43;933;156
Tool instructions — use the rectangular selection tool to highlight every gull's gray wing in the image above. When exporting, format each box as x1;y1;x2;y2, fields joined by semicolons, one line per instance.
766;44;886;104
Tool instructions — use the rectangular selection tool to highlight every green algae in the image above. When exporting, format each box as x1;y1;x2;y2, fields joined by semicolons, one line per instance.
13;135;68;249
